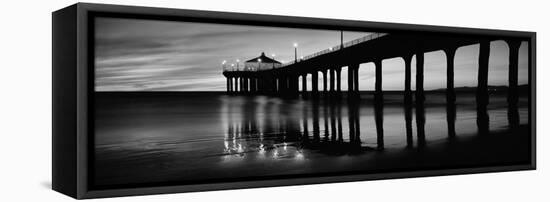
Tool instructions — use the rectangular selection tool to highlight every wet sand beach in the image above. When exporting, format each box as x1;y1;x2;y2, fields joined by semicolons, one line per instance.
93;91;530;188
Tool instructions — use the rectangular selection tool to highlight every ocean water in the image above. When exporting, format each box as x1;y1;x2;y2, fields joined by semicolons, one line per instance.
93;91;530;188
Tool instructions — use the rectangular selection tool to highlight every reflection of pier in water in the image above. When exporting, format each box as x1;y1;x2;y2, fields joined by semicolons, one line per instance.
222;94;452;159
223;93;525;160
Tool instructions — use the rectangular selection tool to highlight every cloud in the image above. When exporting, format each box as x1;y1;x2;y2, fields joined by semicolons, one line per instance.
94;17;371;91
94;17;528;92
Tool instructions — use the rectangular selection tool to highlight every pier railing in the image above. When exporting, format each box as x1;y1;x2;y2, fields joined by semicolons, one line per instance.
222;32;387;72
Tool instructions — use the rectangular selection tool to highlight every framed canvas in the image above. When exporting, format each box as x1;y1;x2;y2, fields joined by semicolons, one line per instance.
52;3;536;199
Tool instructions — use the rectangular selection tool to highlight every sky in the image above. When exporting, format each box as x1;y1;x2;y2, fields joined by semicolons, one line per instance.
95;17;529;92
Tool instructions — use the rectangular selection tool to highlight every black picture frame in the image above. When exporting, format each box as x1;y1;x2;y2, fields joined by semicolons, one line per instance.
52;3;536;199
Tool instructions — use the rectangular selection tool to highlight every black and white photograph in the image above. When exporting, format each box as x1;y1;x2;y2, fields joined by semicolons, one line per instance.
3;0;550;201
92;16;532;188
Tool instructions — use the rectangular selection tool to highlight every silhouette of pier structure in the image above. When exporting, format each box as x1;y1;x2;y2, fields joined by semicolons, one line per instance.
222;32;530;135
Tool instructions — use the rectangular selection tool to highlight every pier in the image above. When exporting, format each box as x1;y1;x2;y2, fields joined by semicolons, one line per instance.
223;33;527;104
223;32;530;135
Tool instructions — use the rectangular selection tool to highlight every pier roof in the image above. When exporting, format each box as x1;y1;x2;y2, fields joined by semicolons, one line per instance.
245;52;281;64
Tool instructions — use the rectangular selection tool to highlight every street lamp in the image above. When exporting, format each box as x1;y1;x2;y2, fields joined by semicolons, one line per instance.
257;58;262;71
293;43;298;63
340;30;344;49
222;60;227;71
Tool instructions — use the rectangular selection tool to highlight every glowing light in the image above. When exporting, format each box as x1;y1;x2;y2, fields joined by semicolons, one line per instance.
258;144;266;154
237;144;244;153
222;60;226;64
293;43;298;47
258;58;262;62
295;152;304;160
236;59;240;62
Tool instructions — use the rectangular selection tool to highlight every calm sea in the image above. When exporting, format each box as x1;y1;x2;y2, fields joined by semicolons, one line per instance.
93;91;530;188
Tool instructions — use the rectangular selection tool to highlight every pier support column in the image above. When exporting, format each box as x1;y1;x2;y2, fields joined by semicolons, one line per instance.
248;77;253;93
251;77;255;93
312;71;319;96
252;77;257;93
228;77;232;93
416;52;425;103
257;77;262;94
374;93;384;150
403;55;413;104
374;59;384;149
292;75;297;96
336;67;342;94
374;60;382;94
236;77;239;92
353;65;359;94
506;40;521;128
239;77;243;93
348;64;356;95
272;77;278;94
477;41;490;134
250;77;254;93
404;96;413;148
255;77;259;93
273;77;278;94
282;77;287;94
244;77;249;93
234;77;237;92
323;69;328;95
238;77;243;93
248;77;251;93
226;77;230;93
302;74;308;96
445;48;457;102
247;77;251;93
445;48;457;138
329;68;335;93
237;77;241;92
285;76;291;95
291;75;300;97
415;51;426;147
233;77;237;93
235;77;239;93
275;77;280;95
238;77;242;93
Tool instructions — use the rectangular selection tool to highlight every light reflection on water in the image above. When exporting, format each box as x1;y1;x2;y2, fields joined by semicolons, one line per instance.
218;92;528;161
94;92;529;186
